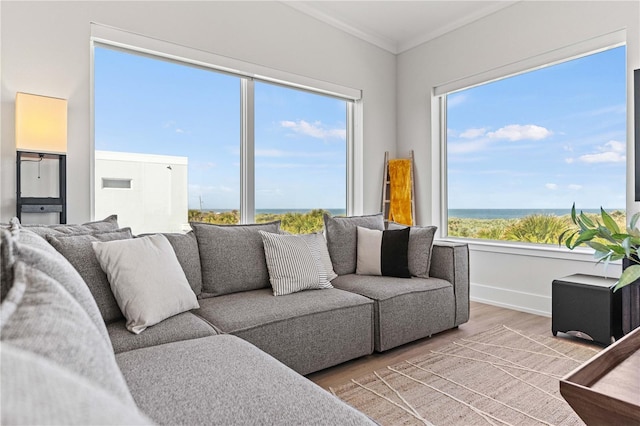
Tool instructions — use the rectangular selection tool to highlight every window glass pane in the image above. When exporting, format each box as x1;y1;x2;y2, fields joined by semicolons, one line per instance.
446;46;626;243
254;82;347;233
94;47;241;233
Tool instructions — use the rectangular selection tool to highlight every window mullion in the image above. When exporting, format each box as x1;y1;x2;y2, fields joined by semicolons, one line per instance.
240;78;255;224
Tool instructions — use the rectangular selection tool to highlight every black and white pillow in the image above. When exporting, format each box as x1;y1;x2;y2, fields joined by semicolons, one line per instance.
259;231;334;296
356;226;411;278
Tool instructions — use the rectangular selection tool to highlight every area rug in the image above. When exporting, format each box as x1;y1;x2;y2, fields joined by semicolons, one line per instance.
331;325;601;426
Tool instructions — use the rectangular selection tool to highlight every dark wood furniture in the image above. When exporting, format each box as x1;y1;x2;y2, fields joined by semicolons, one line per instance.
16;150;67;224
552;274;622;346
560;326;640;425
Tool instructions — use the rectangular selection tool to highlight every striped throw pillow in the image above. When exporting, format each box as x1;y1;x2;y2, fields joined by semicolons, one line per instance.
259;231;334;296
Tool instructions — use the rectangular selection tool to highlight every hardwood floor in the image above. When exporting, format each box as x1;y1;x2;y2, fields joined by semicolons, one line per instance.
308;301;554;390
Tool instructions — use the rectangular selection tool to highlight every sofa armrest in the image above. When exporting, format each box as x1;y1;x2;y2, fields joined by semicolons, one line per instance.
429;241;470;326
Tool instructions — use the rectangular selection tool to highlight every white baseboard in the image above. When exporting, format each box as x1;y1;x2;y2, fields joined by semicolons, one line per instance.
470;282;551;317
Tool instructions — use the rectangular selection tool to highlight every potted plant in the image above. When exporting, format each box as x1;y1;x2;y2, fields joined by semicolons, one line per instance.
559;203;640;333
559;204;640;290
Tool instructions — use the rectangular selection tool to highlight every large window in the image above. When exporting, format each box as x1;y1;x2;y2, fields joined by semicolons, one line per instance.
444;45;627;244
94;45;351;234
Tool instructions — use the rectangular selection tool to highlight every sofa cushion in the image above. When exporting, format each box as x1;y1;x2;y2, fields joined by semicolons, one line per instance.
0;260;135;405
332;274;456;352
18;214;119;238
0;230;13;302
1;343;153;426
323;213;385;275
139;231;202;296
7;227;112;346
92;234;200;334
194;288;374;374
356;226;410;278
116;335;375;426
388;222;437;278
47;229;133;323
259;231;333;296
107;312;217;354
190;221;280;297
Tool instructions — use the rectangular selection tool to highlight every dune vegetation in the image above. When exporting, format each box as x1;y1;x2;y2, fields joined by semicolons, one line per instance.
448;210;626;244
188;208;329;234
187;208;627;245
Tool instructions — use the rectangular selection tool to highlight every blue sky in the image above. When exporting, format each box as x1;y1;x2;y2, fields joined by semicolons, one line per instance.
94;47;347;211
447;45;627;211
96;45;626;213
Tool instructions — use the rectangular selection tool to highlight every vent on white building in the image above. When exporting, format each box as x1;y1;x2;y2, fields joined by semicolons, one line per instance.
102;178;132;189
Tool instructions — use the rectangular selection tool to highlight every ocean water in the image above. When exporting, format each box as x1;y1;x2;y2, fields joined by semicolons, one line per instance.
448;208;625;219
203;208;347;216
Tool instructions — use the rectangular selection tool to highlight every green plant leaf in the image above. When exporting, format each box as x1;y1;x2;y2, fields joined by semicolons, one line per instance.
614;264;640;291
571;229;599;246
570;203;577;224
586;241;612;254
579;211;595;228
631;212;640;231
601;207;620;234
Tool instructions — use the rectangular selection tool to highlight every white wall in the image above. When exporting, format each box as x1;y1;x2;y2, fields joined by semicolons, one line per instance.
397;1;640;315
0;1;397;223
95;151;188;235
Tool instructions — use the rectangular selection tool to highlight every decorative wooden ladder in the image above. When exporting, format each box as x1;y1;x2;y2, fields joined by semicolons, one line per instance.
381;150;416;226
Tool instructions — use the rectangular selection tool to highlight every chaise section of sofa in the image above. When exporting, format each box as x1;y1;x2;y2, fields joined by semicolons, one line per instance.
194;288;374;375
116;335;375;425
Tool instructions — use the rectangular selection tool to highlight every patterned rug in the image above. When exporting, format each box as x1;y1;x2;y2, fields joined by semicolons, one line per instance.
331;325;600;426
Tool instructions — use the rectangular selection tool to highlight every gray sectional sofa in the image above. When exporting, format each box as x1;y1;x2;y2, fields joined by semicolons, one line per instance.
0;213;469;425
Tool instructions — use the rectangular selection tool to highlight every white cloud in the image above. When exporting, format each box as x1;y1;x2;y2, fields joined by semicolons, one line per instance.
257;162;336;169
487;124;553;141
280;120;345;140
565;158;575;164
460;128;487;139
578;140;626;164
254;149;334;158
568;184;583;190
447;94;467;108
447;139;490;154
545;183;558;190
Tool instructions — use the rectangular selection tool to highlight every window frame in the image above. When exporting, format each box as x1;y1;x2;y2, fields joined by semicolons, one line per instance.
89;23;362;223
435;31;627;247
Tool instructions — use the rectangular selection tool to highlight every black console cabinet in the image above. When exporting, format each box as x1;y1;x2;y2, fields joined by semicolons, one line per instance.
552;274;623;346
16;150;67;224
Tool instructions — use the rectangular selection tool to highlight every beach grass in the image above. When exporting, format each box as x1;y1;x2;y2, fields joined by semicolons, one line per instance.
188;208;627;245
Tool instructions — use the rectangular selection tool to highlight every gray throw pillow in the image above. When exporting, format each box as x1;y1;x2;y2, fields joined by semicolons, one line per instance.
17;215;119;238
1;343;153;425
10;227;112;346
47;229;133;323
0;260;135;405
388;222;437;278
323;213;385;276
190;221;280;297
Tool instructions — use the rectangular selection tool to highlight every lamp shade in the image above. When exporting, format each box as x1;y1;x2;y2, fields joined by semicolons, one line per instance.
15;92;67;153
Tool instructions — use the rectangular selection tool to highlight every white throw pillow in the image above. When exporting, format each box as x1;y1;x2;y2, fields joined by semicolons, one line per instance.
92;234;199;334
259;231;334;296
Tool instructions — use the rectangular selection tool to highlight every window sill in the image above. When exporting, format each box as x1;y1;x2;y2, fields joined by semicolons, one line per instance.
437;237;620;264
